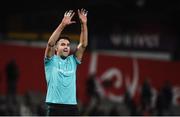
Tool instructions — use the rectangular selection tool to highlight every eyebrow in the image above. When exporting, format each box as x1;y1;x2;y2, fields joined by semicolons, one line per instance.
60;42;70;45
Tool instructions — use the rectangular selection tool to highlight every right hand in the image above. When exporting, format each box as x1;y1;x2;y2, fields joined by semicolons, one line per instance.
61;10;76;27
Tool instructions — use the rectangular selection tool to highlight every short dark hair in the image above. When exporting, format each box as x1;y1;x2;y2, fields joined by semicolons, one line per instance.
55;36;71;45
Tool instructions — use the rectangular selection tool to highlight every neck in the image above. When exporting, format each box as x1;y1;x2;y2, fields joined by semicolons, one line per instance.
60;55;67;60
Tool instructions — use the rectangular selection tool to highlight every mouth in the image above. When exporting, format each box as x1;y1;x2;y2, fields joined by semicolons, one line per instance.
63;48;69;52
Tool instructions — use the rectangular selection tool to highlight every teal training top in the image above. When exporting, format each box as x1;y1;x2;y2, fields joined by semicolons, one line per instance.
44;55;81;104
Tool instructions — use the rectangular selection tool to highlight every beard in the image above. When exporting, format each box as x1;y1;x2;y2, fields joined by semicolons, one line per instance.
56;47;70;58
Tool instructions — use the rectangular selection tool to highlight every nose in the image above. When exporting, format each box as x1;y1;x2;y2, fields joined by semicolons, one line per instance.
65;46;69;49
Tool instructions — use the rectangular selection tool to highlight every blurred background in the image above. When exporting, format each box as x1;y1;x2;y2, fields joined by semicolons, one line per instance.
0;0;180;115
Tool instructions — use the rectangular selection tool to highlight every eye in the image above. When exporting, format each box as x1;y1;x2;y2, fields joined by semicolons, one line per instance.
61;43;66;46
67;43;70;47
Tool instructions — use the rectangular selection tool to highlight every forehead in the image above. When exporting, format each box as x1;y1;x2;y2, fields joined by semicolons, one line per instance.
58;39;70;44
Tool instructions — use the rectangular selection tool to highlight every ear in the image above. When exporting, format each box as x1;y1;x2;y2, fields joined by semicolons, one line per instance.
55;46;58;51
55;46;58;55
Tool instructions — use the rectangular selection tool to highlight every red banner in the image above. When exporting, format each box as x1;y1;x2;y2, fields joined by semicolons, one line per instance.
0;43;180;106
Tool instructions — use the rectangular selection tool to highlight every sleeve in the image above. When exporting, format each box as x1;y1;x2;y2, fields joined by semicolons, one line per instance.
73;54;81;65
44;55;55;66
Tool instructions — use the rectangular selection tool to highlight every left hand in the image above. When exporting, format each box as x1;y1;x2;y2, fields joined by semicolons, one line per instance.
78;8;88;24
61;10;76;27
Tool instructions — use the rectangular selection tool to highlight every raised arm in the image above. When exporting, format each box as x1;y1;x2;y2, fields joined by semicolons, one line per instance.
75;9;88;62
45;10;76;58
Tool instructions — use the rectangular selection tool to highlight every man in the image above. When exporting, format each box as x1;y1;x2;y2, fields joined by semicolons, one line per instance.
5;59;19;104
44;8;88;116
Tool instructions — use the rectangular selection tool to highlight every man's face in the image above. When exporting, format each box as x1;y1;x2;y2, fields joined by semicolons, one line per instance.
56;39;70;57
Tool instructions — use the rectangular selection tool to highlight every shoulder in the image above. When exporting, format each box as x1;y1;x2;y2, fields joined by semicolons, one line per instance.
44;55;58;65
68;54;81;64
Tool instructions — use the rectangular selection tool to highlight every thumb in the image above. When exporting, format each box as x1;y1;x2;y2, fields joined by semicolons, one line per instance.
70;21;76;24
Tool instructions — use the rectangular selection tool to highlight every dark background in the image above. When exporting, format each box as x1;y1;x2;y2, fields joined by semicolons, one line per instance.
1;0;180;33
0;0;180;116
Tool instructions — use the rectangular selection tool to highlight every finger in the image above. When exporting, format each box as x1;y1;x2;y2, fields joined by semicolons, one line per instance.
69;10;73;13
69;10;73;15
81;8;87;15
84;13;87;17
64;11;68;16
70;12;75;18
83;8;86;13
67;11;71;16
84;10;88;16
65;10;72;17
84;10;88;13
71;21;76;24
78;9;81;16
81;8;84;14
65;10;71;16
81;8;87;16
